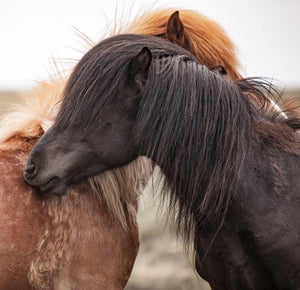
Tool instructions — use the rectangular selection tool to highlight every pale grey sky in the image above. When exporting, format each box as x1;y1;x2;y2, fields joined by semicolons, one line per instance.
1;0;299;90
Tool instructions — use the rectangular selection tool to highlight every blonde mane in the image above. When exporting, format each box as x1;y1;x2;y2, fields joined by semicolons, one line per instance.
0;8;241;229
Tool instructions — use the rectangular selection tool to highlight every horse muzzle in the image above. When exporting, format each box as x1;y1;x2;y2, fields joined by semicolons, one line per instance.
24;164;66;196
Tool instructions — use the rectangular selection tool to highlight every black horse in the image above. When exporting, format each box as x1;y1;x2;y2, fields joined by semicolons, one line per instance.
24;34;300;289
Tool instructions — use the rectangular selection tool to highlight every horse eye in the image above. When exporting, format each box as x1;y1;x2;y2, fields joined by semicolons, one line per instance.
213;65;227;75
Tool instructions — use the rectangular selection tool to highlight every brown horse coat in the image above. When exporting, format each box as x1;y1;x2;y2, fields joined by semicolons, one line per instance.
0;135;141;289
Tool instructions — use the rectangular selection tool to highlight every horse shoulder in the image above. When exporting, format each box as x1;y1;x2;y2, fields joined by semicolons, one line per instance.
0;147;45;289
235;143;300;288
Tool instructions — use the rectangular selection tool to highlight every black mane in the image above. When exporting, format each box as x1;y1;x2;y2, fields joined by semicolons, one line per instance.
134;55;253;242
55;34;197;129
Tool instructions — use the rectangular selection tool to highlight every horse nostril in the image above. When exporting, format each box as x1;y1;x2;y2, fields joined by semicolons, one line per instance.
25;164;36;176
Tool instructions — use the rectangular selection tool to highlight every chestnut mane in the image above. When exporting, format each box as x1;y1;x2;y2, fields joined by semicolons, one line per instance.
123;8;241;80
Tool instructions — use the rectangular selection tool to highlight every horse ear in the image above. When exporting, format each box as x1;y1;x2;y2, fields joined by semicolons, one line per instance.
166;11;185;46
128;47;152;87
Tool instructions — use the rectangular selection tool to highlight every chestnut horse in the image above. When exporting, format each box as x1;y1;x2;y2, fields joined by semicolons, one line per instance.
1;8;244;289
0;78;151;289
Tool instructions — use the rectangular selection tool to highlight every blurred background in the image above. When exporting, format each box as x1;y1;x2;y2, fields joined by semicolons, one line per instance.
1;1;299;289
1;0;300;90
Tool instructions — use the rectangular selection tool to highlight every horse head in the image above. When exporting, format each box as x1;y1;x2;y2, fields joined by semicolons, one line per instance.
24;41;153;196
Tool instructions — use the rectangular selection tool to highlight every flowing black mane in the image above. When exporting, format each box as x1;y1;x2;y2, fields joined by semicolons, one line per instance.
134;55;251;237
55;34;300;243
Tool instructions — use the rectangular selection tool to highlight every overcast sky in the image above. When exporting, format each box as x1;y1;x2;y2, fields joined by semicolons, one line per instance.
1;0;299;90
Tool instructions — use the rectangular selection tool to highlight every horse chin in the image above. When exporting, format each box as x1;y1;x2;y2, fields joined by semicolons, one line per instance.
38;177;67;196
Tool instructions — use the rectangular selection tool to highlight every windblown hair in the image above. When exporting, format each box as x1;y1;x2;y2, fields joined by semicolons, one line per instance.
122;8;241;80
0;78;65;146
54;34;300;244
